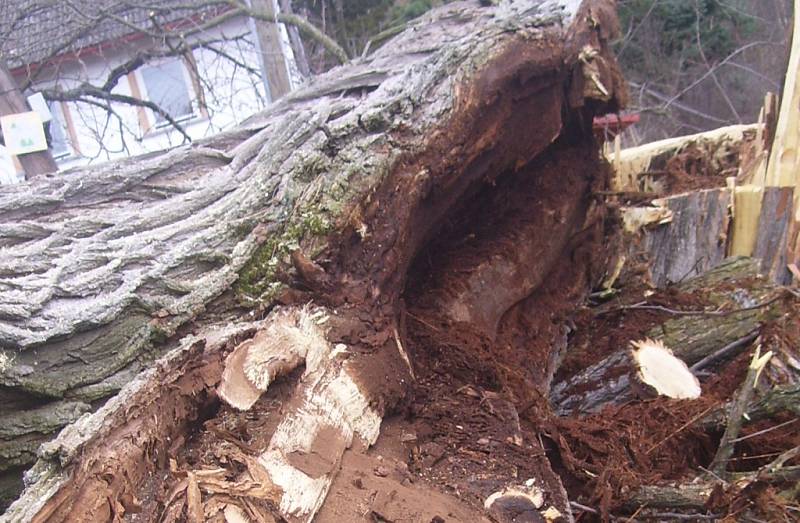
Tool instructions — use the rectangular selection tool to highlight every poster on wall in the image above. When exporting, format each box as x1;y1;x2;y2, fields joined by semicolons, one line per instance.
26;93;53;123
0;111;48;155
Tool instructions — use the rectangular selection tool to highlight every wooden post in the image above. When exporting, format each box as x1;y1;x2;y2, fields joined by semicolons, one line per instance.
250;0;293;101
766;0;800;281
0;59;58;178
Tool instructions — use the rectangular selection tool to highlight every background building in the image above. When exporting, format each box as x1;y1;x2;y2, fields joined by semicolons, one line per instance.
0;0;301;183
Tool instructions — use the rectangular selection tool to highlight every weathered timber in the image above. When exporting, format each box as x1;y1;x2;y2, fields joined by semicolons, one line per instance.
0;0;626;520
621;186;794;287
753;186;794;283
550;258;781;416
623;484;713;512
1;321;260;522
612;124;758;193
643;189;731;287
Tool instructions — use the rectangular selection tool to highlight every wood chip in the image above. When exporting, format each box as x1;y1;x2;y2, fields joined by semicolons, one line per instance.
187;471;204;523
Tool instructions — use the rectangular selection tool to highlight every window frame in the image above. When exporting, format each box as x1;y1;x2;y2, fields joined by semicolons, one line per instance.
135;56;202;131
47;101;76;160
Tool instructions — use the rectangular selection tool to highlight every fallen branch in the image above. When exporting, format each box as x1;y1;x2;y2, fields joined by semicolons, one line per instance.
709;345;773;477
596;293;785;317
700;384;800;430
572;499;723;521
690;330;759;371
552;259;778;415
625;461;800;513
761;444;800;472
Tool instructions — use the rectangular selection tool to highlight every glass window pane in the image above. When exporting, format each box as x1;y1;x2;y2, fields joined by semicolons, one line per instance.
140;60;193;124
47;102;71;157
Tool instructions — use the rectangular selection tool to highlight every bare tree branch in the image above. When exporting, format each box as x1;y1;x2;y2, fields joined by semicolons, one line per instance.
44;84;192;143
2;0;345;148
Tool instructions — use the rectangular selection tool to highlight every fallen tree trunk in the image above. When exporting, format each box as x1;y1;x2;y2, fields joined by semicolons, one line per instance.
0;0;625;520
613;186;794;288
550;257;783;416
642;189;731;287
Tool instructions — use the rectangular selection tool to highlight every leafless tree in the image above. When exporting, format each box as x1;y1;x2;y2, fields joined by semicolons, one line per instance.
615;0;793;144
0;0;349;167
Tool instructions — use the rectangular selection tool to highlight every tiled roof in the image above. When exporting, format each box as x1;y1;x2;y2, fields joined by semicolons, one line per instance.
1;0;229;68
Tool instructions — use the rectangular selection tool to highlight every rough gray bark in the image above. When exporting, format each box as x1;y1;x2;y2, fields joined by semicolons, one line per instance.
643;189;731;287
753;186;794;284
0;0;625;518
639;186;795;288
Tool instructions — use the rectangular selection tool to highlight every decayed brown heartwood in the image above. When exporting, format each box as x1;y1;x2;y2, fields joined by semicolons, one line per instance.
0;0;625;520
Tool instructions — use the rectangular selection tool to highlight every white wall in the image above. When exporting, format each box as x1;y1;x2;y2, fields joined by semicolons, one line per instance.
3;14;296;182
0;145;21;184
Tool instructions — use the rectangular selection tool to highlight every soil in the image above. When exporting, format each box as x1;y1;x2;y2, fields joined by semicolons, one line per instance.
316;418;490;523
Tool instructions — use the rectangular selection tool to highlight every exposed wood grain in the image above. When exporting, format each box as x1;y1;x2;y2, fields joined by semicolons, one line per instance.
753;187;794;283
643;189;730;287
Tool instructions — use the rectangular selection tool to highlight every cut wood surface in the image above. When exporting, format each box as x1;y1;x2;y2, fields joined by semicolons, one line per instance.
629;338;701;400
550;257;781;415
730;185;765;257
0;0;626;520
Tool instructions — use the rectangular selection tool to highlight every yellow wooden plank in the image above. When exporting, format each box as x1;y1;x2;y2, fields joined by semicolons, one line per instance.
730;185;765;257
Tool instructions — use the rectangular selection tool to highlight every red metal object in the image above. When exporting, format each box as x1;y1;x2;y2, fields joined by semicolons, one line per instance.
592;113;640;140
